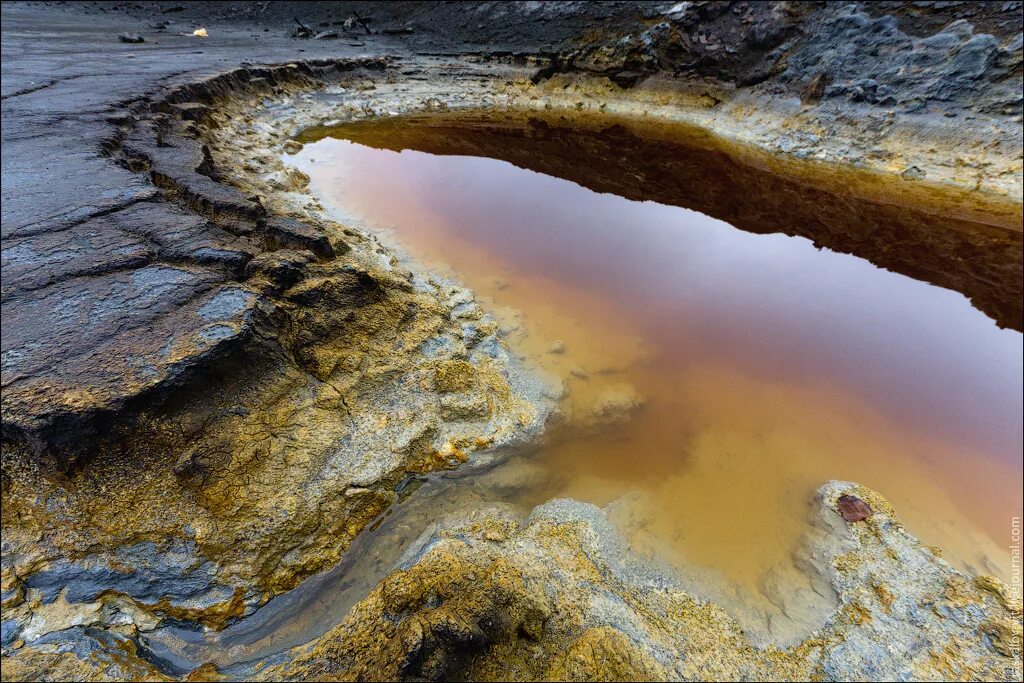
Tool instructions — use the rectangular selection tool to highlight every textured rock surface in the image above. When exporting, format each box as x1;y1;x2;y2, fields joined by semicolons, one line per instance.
2;61;552;662
3;1;1020;450
261;482;1022;682
2;11;553;674
3;1;1021;454
2;2;1022;681
566;1;1022;116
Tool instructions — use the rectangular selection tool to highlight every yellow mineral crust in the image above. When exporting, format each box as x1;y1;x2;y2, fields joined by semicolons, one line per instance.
261;483;1022;682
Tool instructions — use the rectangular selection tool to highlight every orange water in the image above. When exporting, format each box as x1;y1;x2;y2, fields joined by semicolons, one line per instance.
288;120;1022;634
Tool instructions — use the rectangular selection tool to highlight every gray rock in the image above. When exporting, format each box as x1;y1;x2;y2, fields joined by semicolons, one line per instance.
22;539;230;608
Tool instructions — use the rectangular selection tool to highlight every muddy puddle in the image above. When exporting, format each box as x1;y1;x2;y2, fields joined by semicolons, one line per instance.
143;111;1023;668
291;111;1022;631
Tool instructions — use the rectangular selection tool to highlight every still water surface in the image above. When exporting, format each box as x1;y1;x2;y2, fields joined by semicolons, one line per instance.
284;117;1022;643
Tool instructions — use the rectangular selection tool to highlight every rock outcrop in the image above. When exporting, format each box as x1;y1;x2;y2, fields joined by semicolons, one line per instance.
1;59;553;671
264;482;1022;682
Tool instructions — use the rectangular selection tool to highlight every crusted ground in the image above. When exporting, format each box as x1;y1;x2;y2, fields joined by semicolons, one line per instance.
259;482;1022;682
1;59;553;660
2;2;1022;681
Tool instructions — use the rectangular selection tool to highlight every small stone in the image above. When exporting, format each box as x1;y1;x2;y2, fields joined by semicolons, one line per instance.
283;140;303;154
549;340;566;354
837;494;873;522
118;33;144;44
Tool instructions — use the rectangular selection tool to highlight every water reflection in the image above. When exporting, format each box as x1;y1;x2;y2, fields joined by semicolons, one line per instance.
284;116;1021;643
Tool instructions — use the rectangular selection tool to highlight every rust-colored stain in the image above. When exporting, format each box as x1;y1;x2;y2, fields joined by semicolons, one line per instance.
838;495;873;522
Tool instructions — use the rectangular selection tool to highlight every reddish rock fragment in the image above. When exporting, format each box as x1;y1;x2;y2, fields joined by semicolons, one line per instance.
837;495;873;522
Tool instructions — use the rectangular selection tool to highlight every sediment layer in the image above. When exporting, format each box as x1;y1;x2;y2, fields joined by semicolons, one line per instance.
2;57;555;672
262;482;1022;682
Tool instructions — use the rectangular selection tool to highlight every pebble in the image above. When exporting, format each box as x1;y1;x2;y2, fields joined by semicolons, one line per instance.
837;494;873;522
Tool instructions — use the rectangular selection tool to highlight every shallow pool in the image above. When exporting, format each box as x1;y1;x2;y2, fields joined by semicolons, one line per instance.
283;111;1022;645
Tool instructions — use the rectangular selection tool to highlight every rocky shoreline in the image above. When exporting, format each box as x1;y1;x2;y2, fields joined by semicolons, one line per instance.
2;2;1022;681
261;482;1021;682
2;55;558;664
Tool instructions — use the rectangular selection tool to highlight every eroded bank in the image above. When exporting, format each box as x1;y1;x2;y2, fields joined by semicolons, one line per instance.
1;26;1022;683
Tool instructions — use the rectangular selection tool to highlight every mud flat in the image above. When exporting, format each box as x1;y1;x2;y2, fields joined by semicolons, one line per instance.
1;2;1022;681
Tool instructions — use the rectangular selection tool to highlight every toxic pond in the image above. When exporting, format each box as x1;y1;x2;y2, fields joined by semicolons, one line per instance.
217;110;1020;655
